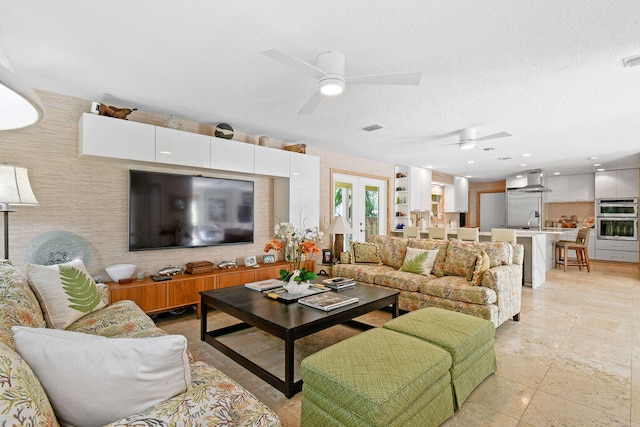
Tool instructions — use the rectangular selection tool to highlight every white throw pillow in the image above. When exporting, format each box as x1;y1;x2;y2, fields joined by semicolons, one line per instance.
399;247;438;276
26;258;106;329
12;326;191;427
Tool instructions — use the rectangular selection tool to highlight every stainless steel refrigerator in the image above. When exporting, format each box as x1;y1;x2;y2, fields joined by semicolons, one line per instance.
506;190;541;229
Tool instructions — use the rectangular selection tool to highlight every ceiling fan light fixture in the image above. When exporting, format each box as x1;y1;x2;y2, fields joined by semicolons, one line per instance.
319;78;345;96
459;141;476;150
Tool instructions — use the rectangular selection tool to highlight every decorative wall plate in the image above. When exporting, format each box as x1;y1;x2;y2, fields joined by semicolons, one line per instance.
25;230;93;267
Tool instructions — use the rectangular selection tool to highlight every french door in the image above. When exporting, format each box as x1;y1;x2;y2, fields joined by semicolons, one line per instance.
332;172;387;245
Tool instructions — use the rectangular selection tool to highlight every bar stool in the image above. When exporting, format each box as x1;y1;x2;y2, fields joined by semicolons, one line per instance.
457;227;479;242
490;228;517;244
429;227;448;240
402;226;420;238
555;227;591;272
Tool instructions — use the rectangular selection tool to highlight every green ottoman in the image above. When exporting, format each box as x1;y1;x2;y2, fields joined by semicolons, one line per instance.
301;328;454;427
383;307;496;409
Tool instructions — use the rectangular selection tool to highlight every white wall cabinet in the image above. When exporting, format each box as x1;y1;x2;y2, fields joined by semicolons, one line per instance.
254;145;290;177
444;176;469;212
545;173;594;202
78;113;321;230
155;127;211;168
595;169;639;198
289;152;320;229
274;153;320;229
410;166;432;211
210;137;255;174
545;176;570;202
79;113;156;162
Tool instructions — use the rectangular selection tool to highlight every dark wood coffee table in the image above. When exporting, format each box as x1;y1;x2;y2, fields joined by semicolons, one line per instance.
200;283;399;397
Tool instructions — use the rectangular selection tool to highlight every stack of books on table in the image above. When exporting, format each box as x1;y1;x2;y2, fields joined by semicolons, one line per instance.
244;278;282;292
298;292;359;311
322;277;356;290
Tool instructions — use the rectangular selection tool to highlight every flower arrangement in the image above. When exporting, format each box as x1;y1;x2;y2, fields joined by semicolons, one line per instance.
264;222;323;283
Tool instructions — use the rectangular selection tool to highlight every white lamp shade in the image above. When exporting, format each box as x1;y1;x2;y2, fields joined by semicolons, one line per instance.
0;45;44;130
0;165;38;206
326;215;353;234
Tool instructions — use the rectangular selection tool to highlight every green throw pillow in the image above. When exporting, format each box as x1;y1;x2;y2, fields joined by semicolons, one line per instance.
400;247;438;276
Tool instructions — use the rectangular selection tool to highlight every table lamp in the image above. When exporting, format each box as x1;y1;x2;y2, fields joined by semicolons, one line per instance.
325;215;353;262
0;165;38;259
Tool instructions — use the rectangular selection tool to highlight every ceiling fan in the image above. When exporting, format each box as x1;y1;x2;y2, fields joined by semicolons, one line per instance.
449;128;513;150
259;49;422;114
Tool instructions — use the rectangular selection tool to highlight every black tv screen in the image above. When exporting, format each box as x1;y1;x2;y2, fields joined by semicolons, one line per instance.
129;170;254;251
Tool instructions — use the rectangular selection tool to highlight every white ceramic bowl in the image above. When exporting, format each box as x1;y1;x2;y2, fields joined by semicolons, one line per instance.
105;264;137;282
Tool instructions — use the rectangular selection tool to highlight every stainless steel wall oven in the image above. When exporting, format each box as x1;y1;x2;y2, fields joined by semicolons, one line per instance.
596;198;638;241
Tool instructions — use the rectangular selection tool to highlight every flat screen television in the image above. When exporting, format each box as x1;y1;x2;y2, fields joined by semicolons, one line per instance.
129;170;254;251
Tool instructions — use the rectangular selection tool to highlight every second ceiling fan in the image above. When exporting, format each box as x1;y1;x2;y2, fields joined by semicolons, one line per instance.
260;49;422;114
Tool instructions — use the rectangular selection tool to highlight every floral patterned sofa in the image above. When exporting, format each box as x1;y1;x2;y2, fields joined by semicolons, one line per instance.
334;235;523;327
0;260;280;427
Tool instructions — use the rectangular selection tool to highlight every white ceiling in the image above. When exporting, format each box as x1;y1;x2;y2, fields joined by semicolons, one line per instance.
1;0;639;181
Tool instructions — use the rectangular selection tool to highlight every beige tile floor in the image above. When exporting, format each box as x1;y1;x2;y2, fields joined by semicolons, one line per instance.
156;261;640;426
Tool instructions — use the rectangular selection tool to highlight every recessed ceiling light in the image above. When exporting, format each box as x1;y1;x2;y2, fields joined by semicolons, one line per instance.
516;175;523;178
553;172;561;175
519;163;527;167
593;163;601;167
522;153;531;157
597;168;605;172
426;165;433;169
467;160;474;164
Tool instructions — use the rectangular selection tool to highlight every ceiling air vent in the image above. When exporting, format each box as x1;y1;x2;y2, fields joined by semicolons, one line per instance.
498;156;513;160
362;124;384;132
483;147;496;151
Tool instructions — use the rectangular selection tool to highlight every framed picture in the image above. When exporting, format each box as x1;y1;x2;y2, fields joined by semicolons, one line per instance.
322;249;334;264
244;255;257;267
263;254;275;264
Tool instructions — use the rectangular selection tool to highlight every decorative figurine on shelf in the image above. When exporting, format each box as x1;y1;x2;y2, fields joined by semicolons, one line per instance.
217;260;238;269
96;103;137;120
157;265;185;276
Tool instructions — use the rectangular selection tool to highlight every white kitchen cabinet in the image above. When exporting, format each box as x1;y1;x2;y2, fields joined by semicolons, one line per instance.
210;137;254;174
616;169;639;198
254;145;290;177
274;153;320;230
595;237;638;262
78;113;155;162
595;169;639;198
444;176;469;212
410;166;432;211
569;173;595;201
155;126;211;168
545;173;594;202
545;176;570;202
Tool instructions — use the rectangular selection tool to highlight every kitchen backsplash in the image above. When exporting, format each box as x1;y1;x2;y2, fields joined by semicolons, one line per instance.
545;202;595;226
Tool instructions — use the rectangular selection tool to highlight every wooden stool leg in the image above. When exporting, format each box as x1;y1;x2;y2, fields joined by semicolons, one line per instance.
563;247;568;272
584;248;591;272
576;249;583;270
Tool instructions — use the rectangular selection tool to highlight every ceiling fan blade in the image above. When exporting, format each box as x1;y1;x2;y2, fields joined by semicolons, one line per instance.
346;72;422;86
259;49;326;80
298;91;325;115
475;131;513;142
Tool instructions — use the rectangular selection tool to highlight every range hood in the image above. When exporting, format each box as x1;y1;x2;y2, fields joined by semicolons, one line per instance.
518;169;551;193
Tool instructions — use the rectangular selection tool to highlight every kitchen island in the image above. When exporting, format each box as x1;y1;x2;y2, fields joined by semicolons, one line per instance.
390;228;563;288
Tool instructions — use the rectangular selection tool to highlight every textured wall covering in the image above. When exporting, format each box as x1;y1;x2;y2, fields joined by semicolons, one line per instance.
0;90;394;279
